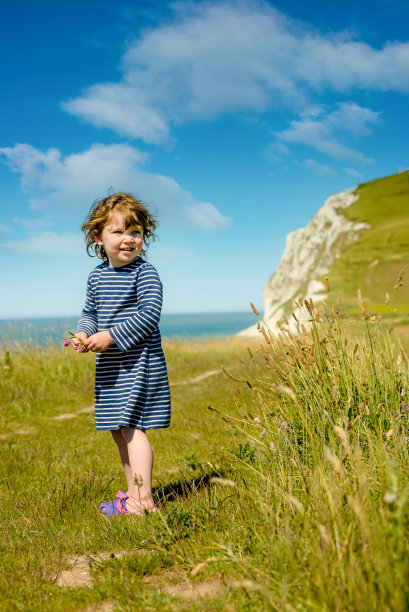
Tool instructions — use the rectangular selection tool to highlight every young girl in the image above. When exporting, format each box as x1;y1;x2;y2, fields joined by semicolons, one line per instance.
72;192;171;516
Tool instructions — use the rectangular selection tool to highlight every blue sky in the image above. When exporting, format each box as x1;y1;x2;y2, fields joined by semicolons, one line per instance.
1;0;408;317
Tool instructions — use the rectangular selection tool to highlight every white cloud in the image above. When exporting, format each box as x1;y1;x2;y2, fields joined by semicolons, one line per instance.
344;167;364;178
0;231;83;255
12;216;53;232
62;1;409;143
326;103;380;135
265;141;290;162
301;159;336;177
274;103;379;163
0;224;13;241
64;84;170;144
0;143;232;231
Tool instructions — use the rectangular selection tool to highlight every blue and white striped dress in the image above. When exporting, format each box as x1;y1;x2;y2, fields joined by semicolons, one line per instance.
77;257;171;431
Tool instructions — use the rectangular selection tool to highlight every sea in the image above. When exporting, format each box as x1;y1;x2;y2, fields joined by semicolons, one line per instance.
0;311;259;348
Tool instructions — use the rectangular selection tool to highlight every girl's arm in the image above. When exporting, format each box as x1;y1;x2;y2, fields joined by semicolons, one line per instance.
109;264;163;352
77;276;98;337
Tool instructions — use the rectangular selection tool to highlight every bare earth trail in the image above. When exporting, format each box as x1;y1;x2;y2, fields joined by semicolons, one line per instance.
54;550;224;600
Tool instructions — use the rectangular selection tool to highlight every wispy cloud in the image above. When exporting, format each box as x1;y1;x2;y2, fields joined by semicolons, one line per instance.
344;167;364;179
265;141;290;163
274;103;380;163
62;1;409;143
0;143;232;231
0;224;13;241
0;231;83;255
301;159;336;177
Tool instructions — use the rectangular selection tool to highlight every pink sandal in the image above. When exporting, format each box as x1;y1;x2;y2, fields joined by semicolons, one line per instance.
99;491;129;515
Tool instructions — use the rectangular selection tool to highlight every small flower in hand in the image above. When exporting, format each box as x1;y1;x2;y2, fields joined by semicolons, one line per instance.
63;332;85;352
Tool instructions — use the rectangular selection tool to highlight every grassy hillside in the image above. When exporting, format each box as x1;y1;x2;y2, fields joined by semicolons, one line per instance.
1;305;409;611
322;170;409;318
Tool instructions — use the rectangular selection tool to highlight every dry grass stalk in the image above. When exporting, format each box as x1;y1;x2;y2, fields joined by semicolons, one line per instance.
190;556;220;577
324;446;345;476
276;385;297;402
333;426;351;455
209;477;237;487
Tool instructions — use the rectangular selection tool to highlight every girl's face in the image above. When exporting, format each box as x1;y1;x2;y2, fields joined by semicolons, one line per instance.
94;211;144;268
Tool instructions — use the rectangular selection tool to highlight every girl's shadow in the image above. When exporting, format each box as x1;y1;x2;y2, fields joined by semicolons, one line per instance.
153;468;227;504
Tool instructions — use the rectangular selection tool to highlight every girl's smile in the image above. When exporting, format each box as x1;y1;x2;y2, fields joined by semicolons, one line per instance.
94;211;144;268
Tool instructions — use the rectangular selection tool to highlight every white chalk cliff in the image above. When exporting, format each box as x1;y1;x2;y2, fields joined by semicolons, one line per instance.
239;190;370;337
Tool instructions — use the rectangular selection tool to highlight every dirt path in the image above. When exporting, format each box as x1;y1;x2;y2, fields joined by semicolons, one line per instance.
169;368;221;386
53;549;225;603
53;551;129;587
0;369;222;440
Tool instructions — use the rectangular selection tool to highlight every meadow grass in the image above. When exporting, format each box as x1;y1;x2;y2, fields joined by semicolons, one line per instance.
0;304;409;611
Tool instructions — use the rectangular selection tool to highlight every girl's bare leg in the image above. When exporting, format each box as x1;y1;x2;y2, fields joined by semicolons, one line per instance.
110;429;133;492
120;427;155;513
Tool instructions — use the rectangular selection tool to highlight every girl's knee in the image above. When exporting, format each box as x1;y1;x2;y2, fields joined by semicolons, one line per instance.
111;429;123;444
120;426;146;442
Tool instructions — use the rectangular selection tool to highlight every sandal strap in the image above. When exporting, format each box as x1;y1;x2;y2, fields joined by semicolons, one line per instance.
115;490;129;514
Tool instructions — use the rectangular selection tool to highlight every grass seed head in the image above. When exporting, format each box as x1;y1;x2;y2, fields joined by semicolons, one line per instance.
260;326;270;344
394;268;405;290
357;289;369;319
250;301;260;316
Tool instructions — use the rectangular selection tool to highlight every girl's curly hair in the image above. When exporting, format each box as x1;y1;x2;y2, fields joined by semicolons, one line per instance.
81;192;157;260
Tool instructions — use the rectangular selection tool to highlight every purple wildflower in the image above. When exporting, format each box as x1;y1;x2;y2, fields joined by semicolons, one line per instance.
63;340;70;347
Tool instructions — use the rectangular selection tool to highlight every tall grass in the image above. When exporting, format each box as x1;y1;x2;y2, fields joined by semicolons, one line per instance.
203;295;409;609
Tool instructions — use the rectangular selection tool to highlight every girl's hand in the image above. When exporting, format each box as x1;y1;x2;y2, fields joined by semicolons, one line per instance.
71;332;89;353
84;330;114;353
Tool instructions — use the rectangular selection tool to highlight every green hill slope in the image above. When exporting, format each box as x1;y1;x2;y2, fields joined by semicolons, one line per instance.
325;170;409;317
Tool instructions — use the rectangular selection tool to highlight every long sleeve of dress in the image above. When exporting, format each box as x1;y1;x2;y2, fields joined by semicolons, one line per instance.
77;276;99;337
109;264;163;352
